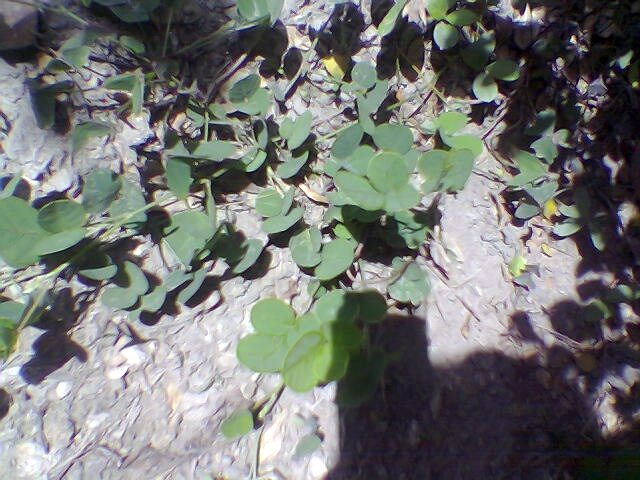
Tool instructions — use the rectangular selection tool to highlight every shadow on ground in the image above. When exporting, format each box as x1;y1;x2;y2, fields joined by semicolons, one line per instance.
325;313;640;479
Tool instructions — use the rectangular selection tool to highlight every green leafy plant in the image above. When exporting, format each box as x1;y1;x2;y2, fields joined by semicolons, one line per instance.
425;0;481;51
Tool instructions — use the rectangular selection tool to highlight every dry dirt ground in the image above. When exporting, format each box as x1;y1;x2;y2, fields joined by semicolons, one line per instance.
1;1;640;479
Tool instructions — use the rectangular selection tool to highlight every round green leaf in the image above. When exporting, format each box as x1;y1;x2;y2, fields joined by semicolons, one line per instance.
277;151;309;179
176;268;206;304
322;321;362;351
445;8;480;26
514;202;540;220
332;124;364;160
486;59;520;81
165;157;191;199
82;168;122;213
101;286;139;310
0;201;41;273
78;253;117;281
242;149;268;172
341;145;376;177
237;333;289;373
228;74;261;103
139;286;167;312
313;290;359;324
472;72;498;102
283;332;325;392
37;200;85;233
34;227;85;255
553;220;583;237
165;210;215;265
122;261;149;295
72;121;112;152
233;89;270;115
231;239;264;274
367;151;409;193
313;342;349;382
418;150;447;192
441;134;483;157
315;238;355;281
285;111;312;150
433;22;460;50
289;228;322;268
109;179;147;226
377;0;408;36
221;408;254;439
192;140;238;161
351;62;377;90
262;207;303;234
461;33;495;70
0;319;18;359
250;298;296;335
442;149;475;192
436;111;468;136
387;261;430;305
255;189;284;218
334;171;384;211
425;0;452;20
383;183;420;213
372;124;413;153
0;301;26;324
352;290;387;324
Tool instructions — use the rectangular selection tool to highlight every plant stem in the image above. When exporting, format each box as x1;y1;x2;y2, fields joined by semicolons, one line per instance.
161;5;174;58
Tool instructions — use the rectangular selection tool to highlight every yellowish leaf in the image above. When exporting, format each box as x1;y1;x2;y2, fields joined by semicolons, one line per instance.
543;198;558;219
322;55;350;80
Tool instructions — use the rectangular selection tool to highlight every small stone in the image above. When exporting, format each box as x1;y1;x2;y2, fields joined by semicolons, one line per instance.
575;352;598;373
0;4;38;51
308;455;328;479
55;381;72;399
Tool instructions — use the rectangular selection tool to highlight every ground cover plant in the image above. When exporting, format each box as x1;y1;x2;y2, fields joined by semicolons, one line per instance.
2;0;640;477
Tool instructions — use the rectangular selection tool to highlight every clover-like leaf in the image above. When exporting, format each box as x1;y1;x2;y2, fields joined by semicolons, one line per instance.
425;0;453;20
237;333;289;373
251;298;296;335
418;150;447;193
334;171;384;211
277;151;309;179
72;121;112;152
461;32;495;70
34;228;85;255
231;239;264;274
442;149;475;192
139;285;167;312
37;200;85;233
262;207;304;234
29;80;74;129
82;168;122;213
472;72;498;102
283;331;325;392
441;134;483;157
486;59;520;81
109;178;147;225
387;260;430;305
289;227;322;268
436;111;468;136
445;8;480;26
433;22;460;50
337;349;386;408
282;111;312;150
78;252;117;281
553;220;583;237
378;0;408;36
531;136;558;164
372;124;413;153
313;341;349;383
176;268;207;304
221;408;254;439
313;290;359;324
228;74;261;103
255;189;284;217
192;140;237;161
508;150;547;187
315;238;355;281
367;151;410;193
165;157;191;199
384;183;420;213
164;210;215;266
0;197;50;267
351;62;377;90
0;319;18;360
231;89;270;115
349;289;387;324
340;145;375;177
332;124;364;160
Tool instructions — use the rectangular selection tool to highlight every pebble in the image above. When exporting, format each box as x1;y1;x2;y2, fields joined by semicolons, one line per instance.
55;382;72;400
11;442;50;479
308;455;328;479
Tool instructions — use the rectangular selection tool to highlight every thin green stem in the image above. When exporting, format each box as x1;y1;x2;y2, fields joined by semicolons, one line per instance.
161;5;174;58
